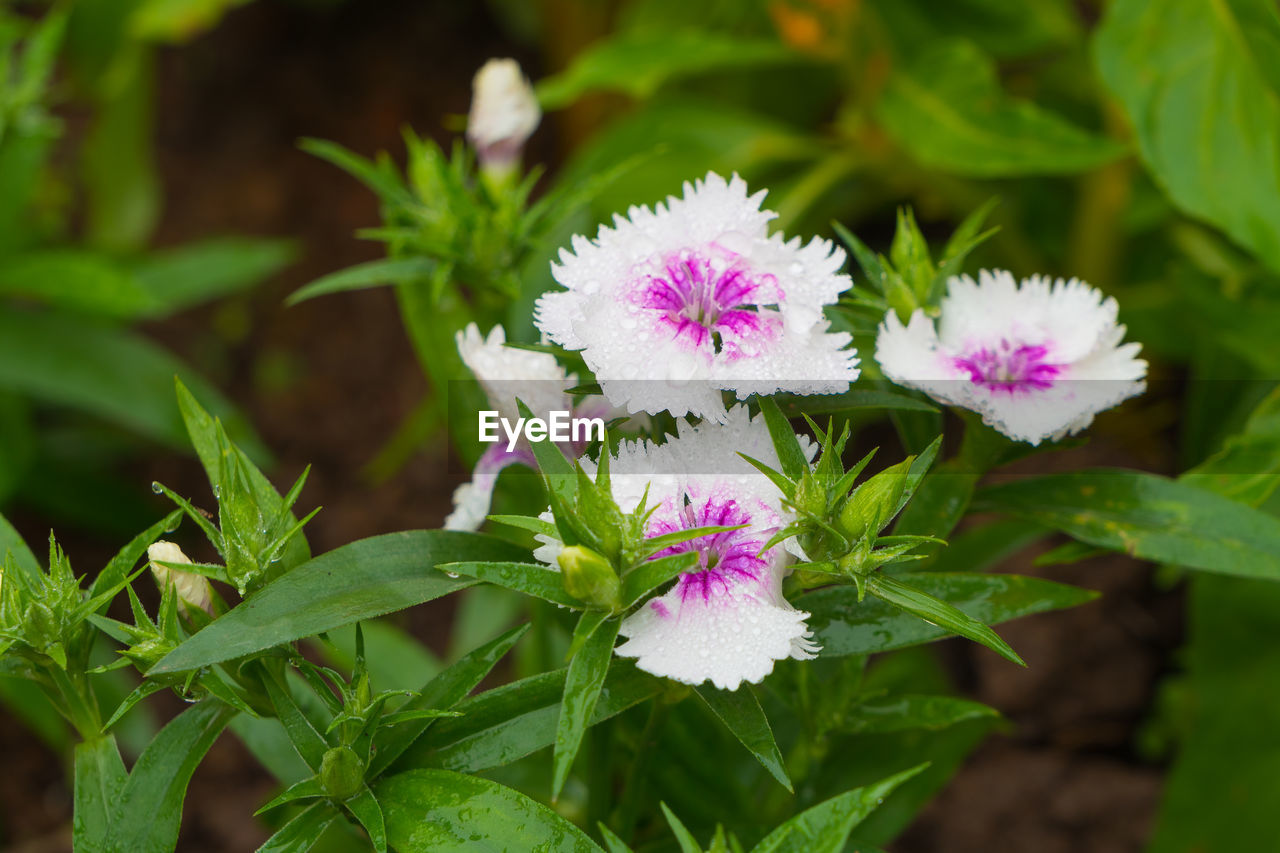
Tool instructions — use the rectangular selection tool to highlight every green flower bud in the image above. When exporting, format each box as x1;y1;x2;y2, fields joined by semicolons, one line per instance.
557;545;621;612
320;745;364;800
837;459;910;543
793;471;827;519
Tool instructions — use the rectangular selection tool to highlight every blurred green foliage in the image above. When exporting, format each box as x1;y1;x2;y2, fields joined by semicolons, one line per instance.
0;2;293;535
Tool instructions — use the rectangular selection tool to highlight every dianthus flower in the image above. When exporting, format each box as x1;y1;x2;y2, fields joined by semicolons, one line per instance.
875;270;1147;444
445;323;609;531
535;172;860;420
534;405;819;690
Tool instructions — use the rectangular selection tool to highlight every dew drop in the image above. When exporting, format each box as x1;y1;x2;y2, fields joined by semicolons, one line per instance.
151;481;164;494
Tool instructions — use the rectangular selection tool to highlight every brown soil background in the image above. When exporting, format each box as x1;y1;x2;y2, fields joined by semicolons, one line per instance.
0;2;1178;850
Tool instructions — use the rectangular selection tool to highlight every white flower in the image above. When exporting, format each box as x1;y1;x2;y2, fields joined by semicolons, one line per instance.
535;405;820;690
445;323;613;531
147;541;213;613
875;270;1147;445
534;172;860;421
466;58;540;173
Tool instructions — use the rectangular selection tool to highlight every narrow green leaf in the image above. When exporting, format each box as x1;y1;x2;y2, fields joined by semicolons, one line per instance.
487;514;559;538
255;801;337;853
660;803;703;853
74;735;127;853
254;777;326;815
622;551;699;605
343;787;387;853
866;574;1023;665
838;694;999;735
0;250;154;317
132;237;296;316
0;312;251;451
758;397;808;480
438;560;580;608
598;823;634;853
695;685;791;791
974;470;1280;580
553;618;621;798
108;701;235;853
287;257;435;306
0;509;39;578
374;769;604;852
396;663;657;774
369;624;529;777
151;531;524;673
804;572;1095;657
261;668;330;771
749;764;929;853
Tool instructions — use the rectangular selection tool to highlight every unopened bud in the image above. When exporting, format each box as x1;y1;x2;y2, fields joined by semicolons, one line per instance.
837;460;910;542
467;58;540;178
147;542;213;614
557;545;621;612
319;745;364;800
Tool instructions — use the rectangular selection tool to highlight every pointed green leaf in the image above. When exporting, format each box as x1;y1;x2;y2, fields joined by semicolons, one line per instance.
866;574;1023;665
107;701;236;853
750;764;928;853
837;694;999;735
369;624;528;777
661;803;703;853
622;551;699;605
553;618;621;798
151;531;523;673
438;560;580;608
343;787;387;853
695;685;791;791
255;801;338;853
973;470;1280;580
74;736;127;853
287;257;435;306
804;572;1096;657
758;397;808;480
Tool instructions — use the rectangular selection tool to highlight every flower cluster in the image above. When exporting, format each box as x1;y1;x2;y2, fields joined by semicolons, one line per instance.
452;169;1147;690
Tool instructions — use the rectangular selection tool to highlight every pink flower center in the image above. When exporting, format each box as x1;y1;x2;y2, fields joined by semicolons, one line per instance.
954;339;1061;393
634;250;781;357
646;497;766;603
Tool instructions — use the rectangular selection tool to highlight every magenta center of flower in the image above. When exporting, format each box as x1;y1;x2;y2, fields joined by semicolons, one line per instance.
634;249;781;357
646;497;766;603
954;339;1061;393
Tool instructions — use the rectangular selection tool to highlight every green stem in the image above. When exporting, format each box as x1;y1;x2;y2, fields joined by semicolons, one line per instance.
610;698;670;842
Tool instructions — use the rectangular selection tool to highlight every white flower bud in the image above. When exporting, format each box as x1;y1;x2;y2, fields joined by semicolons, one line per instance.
147;541;213;614
466;58;540;176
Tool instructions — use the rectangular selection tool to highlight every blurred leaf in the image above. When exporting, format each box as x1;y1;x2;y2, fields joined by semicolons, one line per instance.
695;685;791;791
1150;574;1280;851
0;250;154;317
750;764;927;853
287;257;435;306
375;769;603;852
837;694;999;735
82;46;160;252
1096;0;1280;272
803;572;1096;657
0;310;253;451
538;30;803;109
974;470;1280;579
877;40;1125;176
922;518;1047;574
130;0;252;42
108;701;235;853
1180;384;1280;506
394;663;657;774
0;508;39;576
151;531;525;673
132;237;297;316
869;0;1080;59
